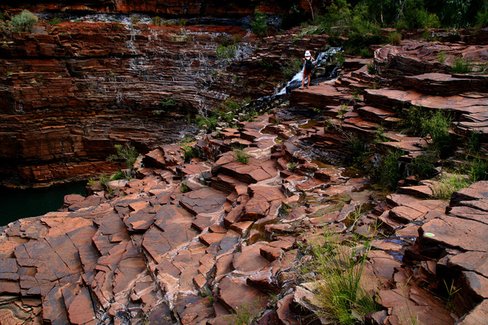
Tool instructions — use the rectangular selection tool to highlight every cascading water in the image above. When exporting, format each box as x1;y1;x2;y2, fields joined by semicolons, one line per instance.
277;47;342;95
239;47;343;114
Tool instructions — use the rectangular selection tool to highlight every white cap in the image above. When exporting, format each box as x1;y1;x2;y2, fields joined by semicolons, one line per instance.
305;50;311;58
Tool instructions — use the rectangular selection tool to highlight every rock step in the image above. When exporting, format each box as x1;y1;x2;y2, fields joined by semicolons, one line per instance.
402;72;488;96
290;83;353;109
355;106;400;126
363;88;488;119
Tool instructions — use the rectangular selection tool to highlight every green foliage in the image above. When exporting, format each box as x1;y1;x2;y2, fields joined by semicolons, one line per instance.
407;152;438;179
400;106;430;136
152;16;162;26
432;174;471;200
477;6;488;27
437;51;447;64
251;12;268;37
110;170;126;181
469;158;488;181
287;162;298;171
160;97;178;109
108;143;138;170
443;279;462;311
196;115;218;131
195;98;254;132
180;182;190;193
281;59;302;79
234;303;261;325
387;31;402;45
309;232;379;324
374;126;388;143
233;149;249;164
11;10;38;33
48;17;62;25
421;111;452;156
466;132;481;155
378;150;403;190
216;44;237;60
367;62;376;74
181;143;199;162
99;174;110;189
130;15;140;25
344;134;369;168
452;57;472;73
337;104;349;120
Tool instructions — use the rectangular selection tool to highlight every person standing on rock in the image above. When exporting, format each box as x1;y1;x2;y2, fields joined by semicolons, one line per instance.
301;50;315;89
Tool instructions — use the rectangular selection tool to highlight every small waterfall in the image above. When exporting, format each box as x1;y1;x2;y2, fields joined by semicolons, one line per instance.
277;47;342;95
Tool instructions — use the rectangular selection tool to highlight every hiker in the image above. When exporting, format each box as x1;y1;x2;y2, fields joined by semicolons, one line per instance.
301;50;315;89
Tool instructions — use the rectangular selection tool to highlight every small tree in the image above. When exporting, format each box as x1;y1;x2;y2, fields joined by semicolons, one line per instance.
251;12;268;37
108;143;138;170
11;10;38;33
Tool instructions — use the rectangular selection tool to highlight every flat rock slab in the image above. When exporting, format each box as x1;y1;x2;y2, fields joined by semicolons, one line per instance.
364;88;488;116
217;276;268;312
420;214;488;252
180;188;227;215
290;83;352;108
216;159;278;184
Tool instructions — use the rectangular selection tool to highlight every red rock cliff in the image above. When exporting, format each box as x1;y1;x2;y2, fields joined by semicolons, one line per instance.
0;0;308;16
0;20;328;187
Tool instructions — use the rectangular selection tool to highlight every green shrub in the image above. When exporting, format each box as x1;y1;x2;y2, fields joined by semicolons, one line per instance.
108;143;138;170
160;98;177;109
387;31;402;45
251;12;268;37
11;10;38;33
233;149;249;164
469;158;488;181
110;170;126;181
367;62;376;74
181;143;198;162
476;7;488;27
400;106;432;137
196;115;218;131
421;111;452;155
48;17;62;25
378;150;403;190
216;44;237;59
437;51;447;64
281;59;302;79
310;232;379;324
152;16;162;26
432;174;471;200
287;162;298;171
407;152;438;179
180;182;190;193
344;134;369;167
466;132;481;155
452;57;472;73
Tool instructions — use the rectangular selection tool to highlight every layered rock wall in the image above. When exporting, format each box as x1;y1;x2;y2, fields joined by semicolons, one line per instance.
0;0;307;16
0;21;328;187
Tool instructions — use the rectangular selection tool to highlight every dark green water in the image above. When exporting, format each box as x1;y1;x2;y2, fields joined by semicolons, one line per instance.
0;182;87;226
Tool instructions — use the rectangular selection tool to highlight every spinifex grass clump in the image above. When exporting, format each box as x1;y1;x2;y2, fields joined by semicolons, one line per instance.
452;57;472;73
233;149;249;164
307;232;378;325
432;173;471;200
